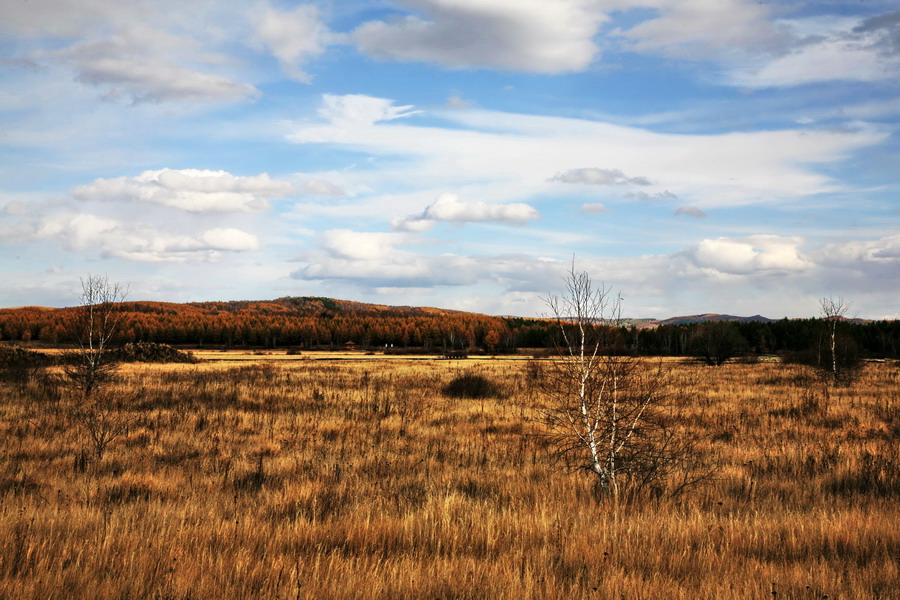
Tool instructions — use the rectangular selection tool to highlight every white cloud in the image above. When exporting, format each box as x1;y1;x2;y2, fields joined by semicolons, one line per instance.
72;169;295;213
0;0;152;38
50;26;259;103
625;190;677;202
684;235;812;275
675;205;706;218
551;167;651;186
22;211;261;262
393;192;539;230
252;2;329;83
619;0;792;60
319;93;420;126
320;230;415;261
295;179;346;197
731;36;899;88
352;0;606;73
283;227;900;318
289;94;886;210
35;213;119;250
815;234;900;268
198;228;260;252
581;203;609;214
616;3;900;88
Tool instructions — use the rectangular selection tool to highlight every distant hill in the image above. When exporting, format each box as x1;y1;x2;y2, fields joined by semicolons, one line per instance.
36;296;475;319
646;314;775;328
0;296;509;350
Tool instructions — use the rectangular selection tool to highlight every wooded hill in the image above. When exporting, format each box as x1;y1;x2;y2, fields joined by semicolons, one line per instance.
0;297;516;352
0;297;898;358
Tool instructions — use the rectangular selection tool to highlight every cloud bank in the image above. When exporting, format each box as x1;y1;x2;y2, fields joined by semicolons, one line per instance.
73;169;296;213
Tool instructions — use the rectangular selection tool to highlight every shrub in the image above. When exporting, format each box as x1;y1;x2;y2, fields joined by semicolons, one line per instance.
112;342;199;364
442;372;505;399
0;345;54;368
0;345;55;385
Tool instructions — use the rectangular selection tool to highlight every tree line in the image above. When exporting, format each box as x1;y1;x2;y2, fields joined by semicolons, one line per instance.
1;298;898;359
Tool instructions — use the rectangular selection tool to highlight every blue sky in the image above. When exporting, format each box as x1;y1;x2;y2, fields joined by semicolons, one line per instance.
1;0;899;318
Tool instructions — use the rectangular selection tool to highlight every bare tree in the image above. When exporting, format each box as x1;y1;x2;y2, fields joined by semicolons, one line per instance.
63;275;131;464
690;321;747;366
63;275;128;399
71;392;131;461
541;263;711;501
814;296;862;385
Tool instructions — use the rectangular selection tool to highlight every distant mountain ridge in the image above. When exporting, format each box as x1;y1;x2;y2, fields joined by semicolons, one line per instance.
635;314;775;328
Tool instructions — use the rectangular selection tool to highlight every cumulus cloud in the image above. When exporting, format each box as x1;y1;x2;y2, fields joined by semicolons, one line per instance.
351;0;605;73
22;211;260;262
815;234;900;267
51;26;259;103
392;193;539;231
285;230;900;317
297;228;484;288
551;167;651;186
581;203;609;214
35;213;119;250
320;230;415;261
197;228;260;252
252;2;329;83
296;253;483;288
72;169;295;213
675;205;706;218
684;235;812;275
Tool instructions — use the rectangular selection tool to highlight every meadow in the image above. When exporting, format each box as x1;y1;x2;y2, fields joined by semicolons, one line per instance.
0;352;897;599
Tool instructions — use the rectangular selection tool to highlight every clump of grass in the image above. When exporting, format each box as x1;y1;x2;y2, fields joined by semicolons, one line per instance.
101;472;174;504
442;371;506;399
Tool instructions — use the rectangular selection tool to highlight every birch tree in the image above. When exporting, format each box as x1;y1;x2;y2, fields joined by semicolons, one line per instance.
816;296;861;385
63;275;131;462
64;275;128;398
541;264;709;501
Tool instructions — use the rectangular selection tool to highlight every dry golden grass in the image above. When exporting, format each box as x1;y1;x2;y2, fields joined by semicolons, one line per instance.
1;357;897;599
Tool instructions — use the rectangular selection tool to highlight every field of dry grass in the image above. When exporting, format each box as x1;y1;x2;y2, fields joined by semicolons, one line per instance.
1;355;897;599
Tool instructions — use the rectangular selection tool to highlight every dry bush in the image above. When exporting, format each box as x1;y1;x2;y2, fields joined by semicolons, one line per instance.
442;371;506;399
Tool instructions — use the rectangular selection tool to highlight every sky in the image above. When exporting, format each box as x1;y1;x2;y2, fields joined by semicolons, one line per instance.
1;0;899;319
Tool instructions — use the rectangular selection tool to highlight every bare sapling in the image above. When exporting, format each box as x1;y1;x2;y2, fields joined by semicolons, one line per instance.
63;275;132;465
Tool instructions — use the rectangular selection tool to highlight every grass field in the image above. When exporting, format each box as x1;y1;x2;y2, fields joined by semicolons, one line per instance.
0;354;897;599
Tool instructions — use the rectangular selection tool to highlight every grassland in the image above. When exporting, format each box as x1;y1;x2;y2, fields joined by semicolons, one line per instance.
0;354;897;599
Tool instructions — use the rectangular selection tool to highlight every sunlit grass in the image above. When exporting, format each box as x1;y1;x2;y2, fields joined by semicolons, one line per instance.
1;357;897;598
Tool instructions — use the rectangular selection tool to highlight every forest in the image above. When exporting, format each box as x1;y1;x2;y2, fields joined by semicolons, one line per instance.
1;296;899;359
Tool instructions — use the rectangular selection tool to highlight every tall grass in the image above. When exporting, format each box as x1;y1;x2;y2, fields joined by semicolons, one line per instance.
0;357;897;599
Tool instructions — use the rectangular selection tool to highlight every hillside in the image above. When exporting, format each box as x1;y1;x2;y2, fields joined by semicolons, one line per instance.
0;297;515;351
